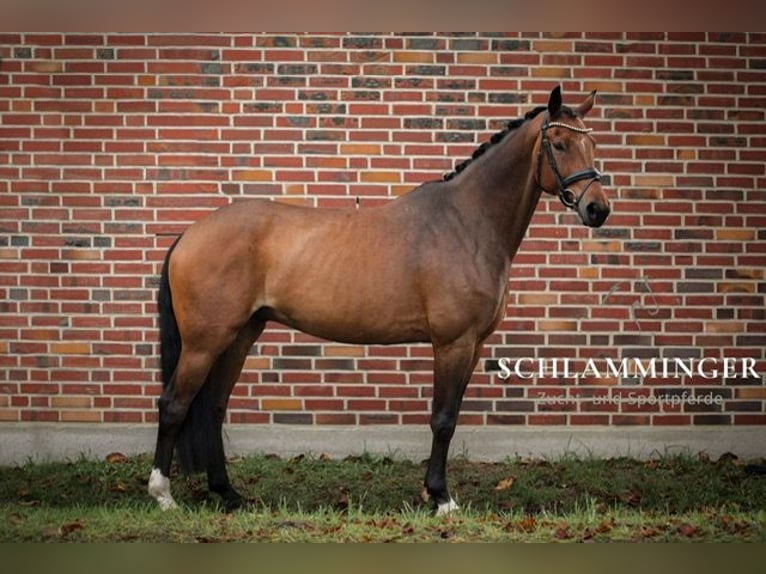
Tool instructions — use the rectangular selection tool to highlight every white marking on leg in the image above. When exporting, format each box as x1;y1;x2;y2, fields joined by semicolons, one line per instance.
148;468;178;511
436;498;459;516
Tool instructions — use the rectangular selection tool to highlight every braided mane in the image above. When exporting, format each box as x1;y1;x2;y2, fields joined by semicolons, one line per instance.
443;105;575;182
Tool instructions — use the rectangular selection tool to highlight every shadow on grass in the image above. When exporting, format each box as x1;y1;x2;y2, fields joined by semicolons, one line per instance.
1;451;765;516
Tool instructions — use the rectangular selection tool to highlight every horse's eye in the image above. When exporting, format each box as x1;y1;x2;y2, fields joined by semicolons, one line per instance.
553;141;566;152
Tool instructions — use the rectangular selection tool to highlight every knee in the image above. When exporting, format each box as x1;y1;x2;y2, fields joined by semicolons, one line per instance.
430;412;456;441
158;395;189;425
157;395;171;411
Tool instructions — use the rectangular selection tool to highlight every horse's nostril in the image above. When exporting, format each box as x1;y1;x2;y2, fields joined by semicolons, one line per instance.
586;202;610;226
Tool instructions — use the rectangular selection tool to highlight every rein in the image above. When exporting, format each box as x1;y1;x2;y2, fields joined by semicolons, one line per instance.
536;117;602;211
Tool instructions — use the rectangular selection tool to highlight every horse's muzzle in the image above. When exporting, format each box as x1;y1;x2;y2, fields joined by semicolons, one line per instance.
582;200;610;228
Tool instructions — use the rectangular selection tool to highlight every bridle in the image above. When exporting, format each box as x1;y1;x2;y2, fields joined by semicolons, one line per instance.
536;116;602;211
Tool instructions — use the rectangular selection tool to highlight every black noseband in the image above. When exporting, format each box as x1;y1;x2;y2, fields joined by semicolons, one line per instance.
558;168;602;209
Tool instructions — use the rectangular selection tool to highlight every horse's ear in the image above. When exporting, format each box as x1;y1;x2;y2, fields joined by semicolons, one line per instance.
547;86;562;118
576;90;597;118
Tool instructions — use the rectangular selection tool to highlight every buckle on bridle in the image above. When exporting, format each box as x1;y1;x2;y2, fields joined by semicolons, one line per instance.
559;187;580;209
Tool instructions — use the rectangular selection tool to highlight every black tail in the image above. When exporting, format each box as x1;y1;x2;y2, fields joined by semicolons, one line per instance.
158;236;218;475
158;237;182;391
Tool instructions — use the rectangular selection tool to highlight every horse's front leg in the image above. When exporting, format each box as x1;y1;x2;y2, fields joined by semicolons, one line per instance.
424;336;483;515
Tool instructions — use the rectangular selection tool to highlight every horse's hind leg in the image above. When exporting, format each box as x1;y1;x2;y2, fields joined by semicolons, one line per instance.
149;348;217;510
424;336;483;515
205;319;265;512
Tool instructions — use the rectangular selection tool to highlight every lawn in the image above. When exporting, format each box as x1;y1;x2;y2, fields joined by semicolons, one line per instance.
1;451;764;542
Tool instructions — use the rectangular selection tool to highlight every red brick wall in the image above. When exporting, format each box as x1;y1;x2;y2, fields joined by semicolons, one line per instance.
1;33;764;428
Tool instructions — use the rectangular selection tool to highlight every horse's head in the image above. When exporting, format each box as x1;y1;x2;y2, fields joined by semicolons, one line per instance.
536;86;610;228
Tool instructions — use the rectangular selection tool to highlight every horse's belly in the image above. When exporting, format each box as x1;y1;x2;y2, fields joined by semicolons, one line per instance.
277;317;430;345
262;272;430;345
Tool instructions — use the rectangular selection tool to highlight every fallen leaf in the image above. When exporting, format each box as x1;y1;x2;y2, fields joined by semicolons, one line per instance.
494;476;515;491
196;536;222;543
555;525;573;540
369;516;397;529
637;526;661;539
677;523;698;538
721;517;750;535
111;481;128;493
716;451;738;464
105;452;128;464
595;519;615;534
519;516;537;533
60;521;85;537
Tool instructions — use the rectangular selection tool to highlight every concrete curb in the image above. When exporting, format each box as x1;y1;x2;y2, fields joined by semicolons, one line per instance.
1;423;764;465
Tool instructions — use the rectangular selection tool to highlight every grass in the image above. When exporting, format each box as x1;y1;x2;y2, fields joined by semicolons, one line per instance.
1;451;765;542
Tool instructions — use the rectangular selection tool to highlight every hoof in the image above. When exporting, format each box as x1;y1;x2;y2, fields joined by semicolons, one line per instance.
436;498;459;516
158;496;179;511
223;496;244;514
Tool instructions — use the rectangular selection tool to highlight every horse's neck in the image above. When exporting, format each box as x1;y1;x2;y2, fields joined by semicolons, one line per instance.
450;126;542;262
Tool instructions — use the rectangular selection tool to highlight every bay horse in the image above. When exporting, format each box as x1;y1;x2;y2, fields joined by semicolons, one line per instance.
148;86;610;515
